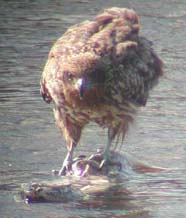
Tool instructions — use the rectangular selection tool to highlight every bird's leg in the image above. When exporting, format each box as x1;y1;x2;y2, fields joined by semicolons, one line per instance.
53;106;83;176
99;126;124;170
99;130;113;169
99;140;112;169
58;142;75;176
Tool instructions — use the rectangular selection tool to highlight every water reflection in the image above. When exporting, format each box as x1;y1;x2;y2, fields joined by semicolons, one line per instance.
0;0;186;218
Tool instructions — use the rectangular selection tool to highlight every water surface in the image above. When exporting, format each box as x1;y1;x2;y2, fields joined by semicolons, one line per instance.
0;0;186;217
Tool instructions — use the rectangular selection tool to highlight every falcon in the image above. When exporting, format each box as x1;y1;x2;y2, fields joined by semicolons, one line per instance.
40;7;163;176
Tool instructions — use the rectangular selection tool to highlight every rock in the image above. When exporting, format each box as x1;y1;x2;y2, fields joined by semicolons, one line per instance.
19;150;166;203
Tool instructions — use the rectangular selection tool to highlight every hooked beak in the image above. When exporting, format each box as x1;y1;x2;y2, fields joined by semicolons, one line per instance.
75;78;85;98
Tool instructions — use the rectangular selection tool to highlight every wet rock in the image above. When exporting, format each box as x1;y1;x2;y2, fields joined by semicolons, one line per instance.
19;150;165;203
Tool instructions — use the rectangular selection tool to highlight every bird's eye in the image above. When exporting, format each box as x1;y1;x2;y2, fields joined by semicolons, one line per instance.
64;71;74;82
68;73;73;81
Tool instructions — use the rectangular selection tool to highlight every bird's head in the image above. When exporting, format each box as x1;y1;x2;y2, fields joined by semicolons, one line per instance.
61;53;107;101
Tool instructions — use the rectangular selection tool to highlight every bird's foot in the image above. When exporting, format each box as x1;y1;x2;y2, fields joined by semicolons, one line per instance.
99;157;122;173
88;149;108;169
88;149;122;171
58;160;73;176
88;151;103;163
99;158;107;169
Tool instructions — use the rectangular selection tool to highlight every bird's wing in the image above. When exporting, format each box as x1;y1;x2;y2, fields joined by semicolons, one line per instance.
85;8;163;106
103;36;163;106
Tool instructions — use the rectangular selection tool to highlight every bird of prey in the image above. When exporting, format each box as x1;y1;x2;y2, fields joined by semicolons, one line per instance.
40;7;163;176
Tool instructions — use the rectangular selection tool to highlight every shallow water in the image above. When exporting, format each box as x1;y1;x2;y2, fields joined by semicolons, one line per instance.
0;0;186;217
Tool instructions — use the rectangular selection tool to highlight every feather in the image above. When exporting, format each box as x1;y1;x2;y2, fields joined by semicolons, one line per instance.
40;7;163;174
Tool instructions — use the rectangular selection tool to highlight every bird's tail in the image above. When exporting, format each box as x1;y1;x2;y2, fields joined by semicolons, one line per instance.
40;80;52;104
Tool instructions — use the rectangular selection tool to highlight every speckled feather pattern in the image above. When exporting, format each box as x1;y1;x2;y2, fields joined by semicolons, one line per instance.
41;8;163;147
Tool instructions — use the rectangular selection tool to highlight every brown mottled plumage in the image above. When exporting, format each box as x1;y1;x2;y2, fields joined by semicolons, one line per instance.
40;8;163;175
